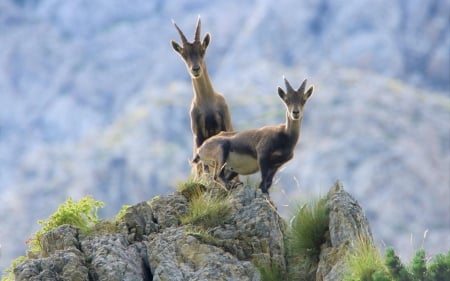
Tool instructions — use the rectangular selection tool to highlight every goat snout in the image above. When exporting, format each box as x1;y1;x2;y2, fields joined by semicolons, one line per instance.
292;110;300;119
191;65;201;75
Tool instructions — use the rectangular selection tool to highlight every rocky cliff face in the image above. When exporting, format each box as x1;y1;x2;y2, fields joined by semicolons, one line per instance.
13;182;373;281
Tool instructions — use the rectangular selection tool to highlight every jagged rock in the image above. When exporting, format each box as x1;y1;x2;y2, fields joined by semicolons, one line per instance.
81;234;150;281
211;186;287;270
148;193;189;229
15;224;89;281
11;182;373;281
12;185;282;280
40;224;81;257
147;227;259;281
316;181;374;281
119;201;159;242
14;250;89;281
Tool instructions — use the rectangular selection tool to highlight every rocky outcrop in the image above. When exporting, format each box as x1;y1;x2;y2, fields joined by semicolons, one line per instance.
13;185;284;280
316;181;374;281
12;182;373;280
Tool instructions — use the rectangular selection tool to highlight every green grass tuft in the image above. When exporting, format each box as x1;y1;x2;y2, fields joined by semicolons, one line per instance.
344;235;386;281
257;263;285;281
176;175;209;201
287;197;329;262
180;189;231;229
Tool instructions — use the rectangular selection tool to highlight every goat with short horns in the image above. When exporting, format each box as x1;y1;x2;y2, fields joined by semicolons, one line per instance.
171;17;234;175
192;78;314;193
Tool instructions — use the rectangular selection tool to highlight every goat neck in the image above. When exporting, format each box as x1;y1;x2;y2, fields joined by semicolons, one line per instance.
191;64;216;104
285;112;301;144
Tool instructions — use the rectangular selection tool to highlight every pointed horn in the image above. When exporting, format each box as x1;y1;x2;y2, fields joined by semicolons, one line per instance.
195;17;202;41
173;20;188;44
284;76;294;92
298;79;308;93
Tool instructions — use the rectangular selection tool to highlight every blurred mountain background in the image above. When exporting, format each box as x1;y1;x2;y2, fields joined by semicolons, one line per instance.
0;0;449;272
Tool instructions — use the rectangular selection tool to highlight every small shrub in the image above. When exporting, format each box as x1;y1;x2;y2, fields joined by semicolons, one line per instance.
372;270;391;281
344;235;386;281
426;251;450;281
344;247;450;281
2;196;104;280
385;247;411;281
28;196;104;254
180;190;231;229
287;197;329;262
411;249;426;281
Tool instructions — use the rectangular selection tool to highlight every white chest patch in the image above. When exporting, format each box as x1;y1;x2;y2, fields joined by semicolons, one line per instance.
226;152;259;175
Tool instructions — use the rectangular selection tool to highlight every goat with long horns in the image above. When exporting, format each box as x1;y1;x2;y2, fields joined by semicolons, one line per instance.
193;78;314;193
171;17;234;177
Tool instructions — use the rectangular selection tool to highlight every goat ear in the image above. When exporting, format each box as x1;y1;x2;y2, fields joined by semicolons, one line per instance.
202;33;211;49
305;85;314;99
171;40;182;53
278;87;286;100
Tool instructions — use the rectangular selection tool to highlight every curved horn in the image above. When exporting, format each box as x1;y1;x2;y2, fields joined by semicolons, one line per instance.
284;76;295;92
173;21;188;44
298;79;308;93
195;17;201;41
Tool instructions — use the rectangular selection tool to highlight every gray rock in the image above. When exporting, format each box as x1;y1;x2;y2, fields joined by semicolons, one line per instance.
119;201;159;243
40;224;81;257
149;193;189;229
14;250;89;281
147;227;260;281
81;234;150;281
211;186;287;271
316;181;374;281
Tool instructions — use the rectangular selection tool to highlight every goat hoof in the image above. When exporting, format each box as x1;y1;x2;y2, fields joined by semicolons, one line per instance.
227;181;243;190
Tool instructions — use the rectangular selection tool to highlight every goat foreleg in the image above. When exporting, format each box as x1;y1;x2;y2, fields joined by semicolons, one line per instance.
258;158;278;193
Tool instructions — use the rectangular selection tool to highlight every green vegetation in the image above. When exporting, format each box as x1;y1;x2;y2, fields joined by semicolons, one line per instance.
178;175;232;230
287;197;329;261
256;262;285;281
2;196;106;281
345;246;450;281
285;196;329;281
1;256;26;281
344;234;385;281
180;189;231;229
115;204;132;220
28;196;104;254
176;175;208;201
